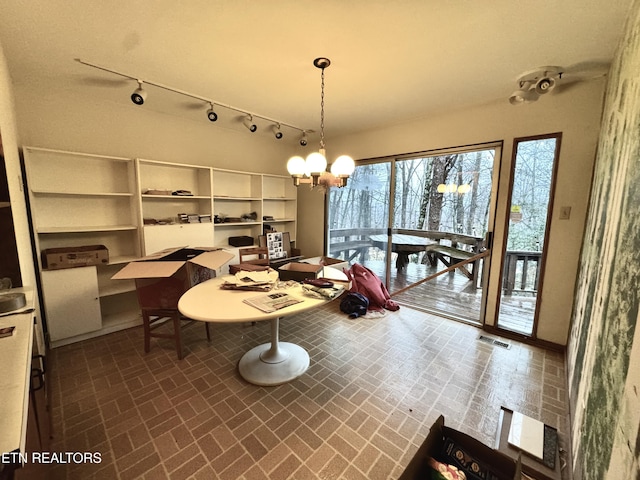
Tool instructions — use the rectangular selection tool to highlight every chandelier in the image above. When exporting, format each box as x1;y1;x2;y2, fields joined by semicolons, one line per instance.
287;58;355;188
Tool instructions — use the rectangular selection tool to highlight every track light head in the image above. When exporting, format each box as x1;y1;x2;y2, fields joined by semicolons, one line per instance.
535;76;556;95
206;103;218;122
272;124;283;139
131;81;147;105
243;115;257;132
299;131;308;147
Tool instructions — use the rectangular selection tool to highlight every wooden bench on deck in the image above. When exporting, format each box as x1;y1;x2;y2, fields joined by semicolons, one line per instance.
424;244;477;280
404;230;484;286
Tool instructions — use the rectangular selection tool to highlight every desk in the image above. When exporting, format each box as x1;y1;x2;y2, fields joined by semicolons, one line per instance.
178;268;346;386
369;234;435;269
0;288;34;469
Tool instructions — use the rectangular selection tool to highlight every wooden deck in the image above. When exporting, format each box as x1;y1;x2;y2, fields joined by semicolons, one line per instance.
358;257;535;335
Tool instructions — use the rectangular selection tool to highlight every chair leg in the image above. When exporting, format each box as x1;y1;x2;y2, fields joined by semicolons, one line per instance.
204;322;211;342
142;311;151;353
172;312;183;360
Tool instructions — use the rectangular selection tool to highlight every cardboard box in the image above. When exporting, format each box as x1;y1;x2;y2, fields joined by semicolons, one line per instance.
111;247;233;310
300;256;349;275
399;415;521;480
277;262;323;282
42;245;109;270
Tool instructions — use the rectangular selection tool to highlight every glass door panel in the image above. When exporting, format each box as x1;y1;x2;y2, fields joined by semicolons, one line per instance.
497;134;560;336
390;148;497;323
327;162;392;283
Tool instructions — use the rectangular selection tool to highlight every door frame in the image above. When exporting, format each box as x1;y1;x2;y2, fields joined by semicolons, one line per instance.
492;132;563;339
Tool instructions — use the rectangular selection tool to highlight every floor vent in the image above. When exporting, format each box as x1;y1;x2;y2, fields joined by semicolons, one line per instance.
478;335;511;349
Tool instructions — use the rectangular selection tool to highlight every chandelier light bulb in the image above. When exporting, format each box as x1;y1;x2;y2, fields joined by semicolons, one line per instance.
305;151;327;175
437;184;447;193
286;156;306;176
331;155;356;177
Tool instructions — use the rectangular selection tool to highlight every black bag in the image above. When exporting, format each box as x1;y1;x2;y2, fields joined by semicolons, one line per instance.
340;292;369;318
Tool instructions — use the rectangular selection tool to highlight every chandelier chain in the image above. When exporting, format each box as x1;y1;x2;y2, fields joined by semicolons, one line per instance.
320;67;325;150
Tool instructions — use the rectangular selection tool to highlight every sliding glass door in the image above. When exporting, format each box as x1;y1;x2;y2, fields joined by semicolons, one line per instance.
327;143;500;324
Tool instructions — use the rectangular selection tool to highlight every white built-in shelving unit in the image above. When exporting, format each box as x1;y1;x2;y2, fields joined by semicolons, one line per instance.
23;146;297;346
23;147;142;346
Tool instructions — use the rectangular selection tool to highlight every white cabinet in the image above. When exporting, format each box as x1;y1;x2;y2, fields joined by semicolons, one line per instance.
40;267;101;343
23;147;143;346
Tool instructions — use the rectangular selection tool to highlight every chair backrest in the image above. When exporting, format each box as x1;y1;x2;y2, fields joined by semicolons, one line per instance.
238;247;269;265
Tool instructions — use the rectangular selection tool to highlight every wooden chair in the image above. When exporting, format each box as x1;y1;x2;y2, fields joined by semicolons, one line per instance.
238;246;269;265
142;308;211;360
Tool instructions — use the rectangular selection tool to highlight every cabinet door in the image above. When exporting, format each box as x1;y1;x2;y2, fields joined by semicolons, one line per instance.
143;223;214;254
41;267;101;342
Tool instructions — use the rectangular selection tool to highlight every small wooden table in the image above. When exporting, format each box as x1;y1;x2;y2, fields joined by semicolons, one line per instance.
178;267;347;386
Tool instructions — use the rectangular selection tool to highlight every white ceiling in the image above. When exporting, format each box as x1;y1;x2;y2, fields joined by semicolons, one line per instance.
0;0;632;139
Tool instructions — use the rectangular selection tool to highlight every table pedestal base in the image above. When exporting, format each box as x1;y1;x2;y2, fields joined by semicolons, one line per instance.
238;318;310;386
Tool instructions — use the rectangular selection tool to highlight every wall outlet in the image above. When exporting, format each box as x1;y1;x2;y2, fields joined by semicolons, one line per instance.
560;206;572;220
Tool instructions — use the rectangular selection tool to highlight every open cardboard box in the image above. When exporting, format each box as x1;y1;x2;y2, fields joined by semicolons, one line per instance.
277;262;323;282
300;256;349;275
399;415;521;480
112;246;233;310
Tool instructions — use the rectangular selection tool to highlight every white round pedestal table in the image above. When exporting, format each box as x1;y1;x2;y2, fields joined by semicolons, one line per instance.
178;266;347;386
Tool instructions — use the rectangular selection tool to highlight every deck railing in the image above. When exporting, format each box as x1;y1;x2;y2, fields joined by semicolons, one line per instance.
502;250;542;295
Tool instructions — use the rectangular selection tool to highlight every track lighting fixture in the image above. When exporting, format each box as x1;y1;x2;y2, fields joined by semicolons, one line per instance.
243;115;257;132
75;58;310;139
206;103;218;122
131;81;147;105
299;131;308;147
287;57;354;189
509;66;562;106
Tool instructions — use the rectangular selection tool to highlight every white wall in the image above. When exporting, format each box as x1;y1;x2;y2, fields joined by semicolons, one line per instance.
300;79;606;346
0;40;36;289
12;81;303;174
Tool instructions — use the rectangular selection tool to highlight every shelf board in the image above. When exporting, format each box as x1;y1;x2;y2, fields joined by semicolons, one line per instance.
266;218;296;223
263;197;297;201
143;223;211;227
142;194;211;200
213;196;261;201
99;283;136;297
37;225;139;234
31;190;134;197
215;221;262;227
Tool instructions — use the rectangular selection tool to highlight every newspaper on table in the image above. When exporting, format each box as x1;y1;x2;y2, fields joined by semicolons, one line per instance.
243;292;303;313
222;269;279;292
